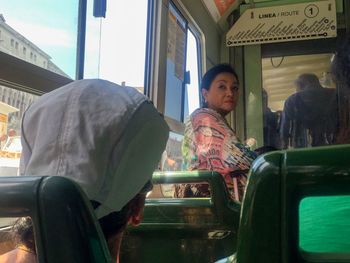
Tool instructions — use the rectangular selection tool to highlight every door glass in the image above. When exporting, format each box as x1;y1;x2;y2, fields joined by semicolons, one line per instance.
262;53;339;149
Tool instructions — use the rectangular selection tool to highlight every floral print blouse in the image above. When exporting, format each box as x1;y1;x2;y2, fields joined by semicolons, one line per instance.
181;108;257;201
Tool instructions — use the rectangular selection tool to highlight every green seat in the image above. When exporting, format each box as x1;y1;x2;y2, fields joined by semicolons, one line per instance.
0;176;112;263
121;171;241;263
236;144;350;263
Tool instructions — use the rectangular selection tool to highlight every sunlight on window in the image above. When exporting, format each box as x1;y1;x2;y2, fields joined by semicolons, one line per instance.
84;0;148;90
185;30;200;117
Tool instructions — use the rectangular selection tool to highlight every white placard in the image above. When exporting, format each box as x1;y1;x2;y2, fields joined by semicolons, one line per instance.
226;0;337;46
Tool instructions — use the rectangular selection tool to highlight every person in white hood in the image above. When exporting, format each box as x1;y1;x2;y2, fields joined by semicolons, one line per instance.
2;79;169;262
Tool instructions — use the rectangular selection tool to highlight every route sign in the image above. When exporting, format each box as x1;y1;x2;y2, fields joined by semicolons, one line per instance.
226;0;337;46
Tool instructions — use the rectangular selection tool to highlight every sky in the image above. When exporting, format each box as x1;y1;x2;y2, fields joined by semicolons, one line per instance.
0;0;78;78
84;0;148;86
0;0;148;86
0;0;199;115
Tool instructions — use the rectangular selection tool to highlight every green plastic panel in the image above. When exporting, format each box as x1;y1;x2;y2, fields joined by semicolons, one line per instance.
299;195;350;254
235;144;350;263
0;176;112;263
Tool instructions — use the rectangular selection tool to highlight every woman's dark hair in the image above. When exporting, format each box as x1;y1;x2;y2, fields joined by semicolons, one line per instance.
200;63;239;107
332;34;350;88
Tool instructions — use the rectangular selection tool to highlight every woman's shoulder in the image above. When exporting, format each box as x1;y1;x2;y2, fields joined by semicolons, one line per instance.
188;108;235;135
190;108;221;120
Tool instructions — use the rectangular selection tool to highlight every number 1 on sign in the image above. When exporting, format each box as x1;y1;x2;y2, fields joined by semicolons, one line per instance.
304;4;319;18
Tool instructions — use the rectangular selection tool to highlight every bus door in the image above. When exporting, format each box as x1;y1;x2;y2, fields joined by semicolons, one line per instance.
227;0;348;150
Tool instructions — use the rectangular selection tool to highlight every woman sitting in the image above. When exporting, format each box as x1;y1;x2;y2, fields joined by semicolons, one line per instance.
181;63;257;201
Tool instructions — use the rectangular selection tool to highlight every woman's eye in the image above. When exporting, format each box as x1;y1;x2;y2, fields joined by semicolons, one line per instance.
231;86;239;92
218;85;226;90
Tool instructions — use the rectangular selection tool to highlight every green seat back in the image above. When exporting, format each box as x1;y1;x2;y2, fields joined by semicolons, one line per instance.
121;171;241;263
0;176;112;263
236;144;350;263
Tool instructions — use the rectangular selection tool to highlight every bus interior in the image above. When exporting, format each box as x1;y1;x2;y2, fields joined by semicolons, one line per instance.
0;0;350;262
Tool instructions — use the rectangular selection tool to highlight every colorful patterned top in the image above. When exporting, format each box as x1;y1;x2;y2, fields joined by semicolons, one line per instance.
181;108;257;201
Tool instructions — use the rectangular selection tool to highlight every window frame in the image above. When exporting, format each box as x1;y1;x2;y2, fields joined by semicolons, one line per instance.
146;0;204;134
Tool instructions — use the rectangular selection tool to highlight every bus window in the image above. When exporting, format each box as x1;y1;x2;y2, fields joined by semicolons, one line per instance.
262;53;338;149
184;29;200;119
164;2;187;122
0;1;79;176
84;0;148;91
0;1;78;79
159;2;202;175
160;131;184;172
0;87;38;177
164;2;201;122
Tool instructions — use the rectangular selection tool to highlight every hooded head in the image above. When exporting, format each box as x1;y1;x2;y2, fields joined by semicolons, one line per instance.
20;79;169;219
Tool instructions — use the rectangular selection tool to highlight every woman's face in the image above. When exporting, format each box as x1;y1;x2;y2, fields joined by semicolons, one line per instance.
202;72;239;116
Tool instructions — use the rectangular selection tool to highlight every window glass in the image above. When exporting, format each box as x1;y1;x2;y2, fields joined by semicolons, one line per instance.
0;0;78;79
0;218;16;228
84;0;148;92
160;132;184;172
147;182;211;199
163;2;201;122
155;131;184;199
164;3;187;121
262;53;339;150
299;196;350;254
0;86;38;176
160;3;202;183
184;29;200;119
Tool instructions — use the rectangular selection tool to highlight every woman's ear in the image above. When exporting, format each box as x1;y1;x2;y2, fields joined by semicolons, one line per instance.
201;89;208;103
129;212;142;226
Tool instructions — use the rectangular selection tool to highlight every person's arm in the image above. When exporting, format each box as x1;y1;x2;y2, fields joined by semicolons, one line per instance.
183;110;226;172
190;110;255;171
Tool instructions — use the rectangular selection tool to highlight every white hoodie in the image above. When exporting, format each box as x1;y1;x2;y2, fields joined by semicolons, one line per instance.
19;79;169;218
